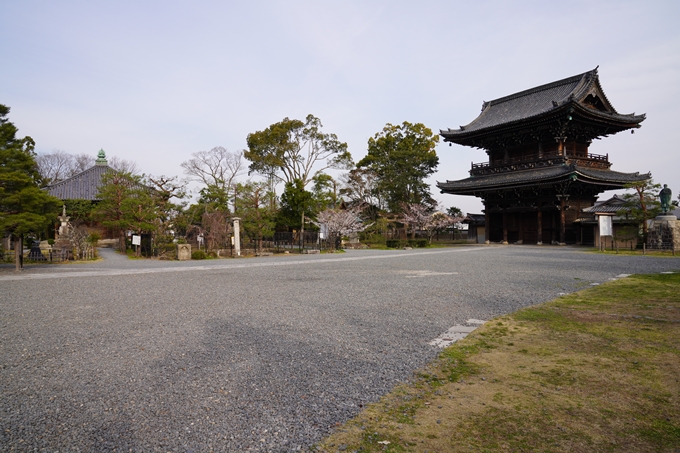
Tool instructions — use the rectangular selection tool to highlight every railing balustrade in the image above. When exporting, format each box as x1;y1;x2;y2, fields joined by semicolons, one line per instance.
471;152;609;174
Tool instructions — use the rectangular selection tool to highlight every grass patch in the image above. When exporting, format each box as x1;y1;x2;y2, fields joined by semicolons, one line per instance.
587;248;680;258
312;272;680;452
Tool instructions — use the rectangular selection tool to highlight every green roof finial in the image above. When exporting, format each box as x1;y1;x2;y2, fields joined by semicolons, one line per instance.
95;149;107;166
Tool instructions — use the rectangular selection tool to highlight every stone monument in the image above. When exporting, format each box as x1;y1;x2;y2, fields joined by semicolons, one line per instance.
647;184;679;251
53;205;74;257
57;205;70;237
176;243;192;260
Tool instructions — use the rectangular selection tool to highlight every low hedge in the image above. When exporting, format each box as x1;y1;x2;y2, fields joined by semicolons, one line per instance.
191;250;207;260
385;239;402;248
386;239;429;248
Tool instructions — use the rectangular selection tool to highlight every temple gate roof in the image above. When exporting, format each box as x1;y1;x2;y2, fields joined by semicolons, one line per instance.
441;68;646;148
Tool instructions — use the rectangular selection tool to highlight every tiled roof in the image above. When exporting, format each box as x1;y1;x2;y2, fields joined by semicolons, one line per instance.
46;164;114;200
582;195;680;217
574;167;651;184
463;214;485;225
582;195;627;213
437;164;649;194
441;68;645;140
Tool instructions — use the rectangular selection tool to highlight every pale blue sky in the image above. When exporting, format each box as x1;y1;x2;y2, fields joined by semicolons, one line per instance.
2;0;679;214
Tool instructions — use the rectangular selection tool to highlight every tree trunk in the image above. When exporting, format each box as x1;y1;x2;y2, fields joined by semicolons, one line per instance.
300;211;305;252
14;235;23;271
119;230;126;254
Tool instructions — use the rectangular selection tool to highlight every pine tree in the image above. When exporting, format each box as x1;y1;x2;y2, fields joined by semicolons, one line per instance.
0;105;61;270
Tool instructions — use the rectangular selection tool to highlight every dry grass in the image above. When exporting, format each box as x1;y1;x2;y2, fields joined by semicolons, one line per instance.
312;272;680;453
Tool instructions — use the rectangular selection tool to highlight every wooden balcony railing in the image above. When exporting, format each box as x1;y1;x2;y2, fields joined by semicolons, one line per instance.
470;152;610;175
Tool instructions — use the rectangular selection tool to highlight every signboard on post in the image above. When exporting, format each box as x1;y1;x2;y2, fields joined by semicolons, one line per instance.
131;235;141;246
598;215;613;237
598;215;613;250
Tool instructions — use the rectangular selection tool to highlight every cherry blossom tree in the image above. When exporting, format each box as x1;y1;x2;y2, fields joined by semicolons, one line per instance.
400;203;465;244
313;207;373;250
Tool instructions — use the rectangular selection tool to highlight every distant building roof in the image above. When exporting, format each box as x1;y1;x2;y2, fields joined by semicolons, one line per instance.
441;68;646;148
582;194;680;217
463;214;485;226
582;194;627;214
45;150;115;201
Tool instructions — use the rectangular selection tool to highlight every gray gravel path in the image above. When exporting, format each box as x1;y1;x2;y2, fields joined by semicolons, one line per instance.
1;246;677;452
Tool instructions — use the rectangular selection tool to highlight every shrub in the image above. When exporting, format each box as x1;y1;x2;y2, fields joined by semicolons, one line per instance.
385;239;402;248
408;239;428;248
191;250;207;260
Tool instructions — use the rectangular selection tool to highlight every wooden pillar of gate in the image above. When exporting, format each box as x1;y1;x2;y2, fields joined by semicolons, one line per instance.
484;206;490;244
537;210;543;245
559;197;567;245
502;212;508;244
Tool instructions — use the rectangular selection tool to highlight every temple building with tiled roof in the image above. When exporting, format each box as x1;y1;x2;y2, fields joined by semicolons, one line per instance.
46;149;114;200
438;68;649;244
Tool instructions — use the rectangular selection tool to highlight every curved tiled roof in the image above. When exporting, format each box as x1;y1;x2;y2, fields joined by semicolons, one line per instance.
441;68;645;141
437;164;650;194
46;164;114;200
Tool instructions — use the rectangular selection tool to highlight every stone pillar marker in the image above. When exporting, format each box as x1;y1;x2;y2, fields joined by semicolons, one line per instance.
233;217;241;257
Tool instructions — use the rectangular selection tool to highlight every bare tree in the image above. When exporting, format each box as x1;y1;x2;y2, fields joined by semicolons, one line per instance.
73;153;95;174
35;150;76;186
181;147;244;209
108;156;139;174
201;211;232;251
36;150;139;185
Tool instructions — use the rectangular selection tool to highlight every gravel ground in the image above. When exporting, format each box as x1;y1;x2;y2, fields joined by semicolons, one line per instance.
1;246;677;452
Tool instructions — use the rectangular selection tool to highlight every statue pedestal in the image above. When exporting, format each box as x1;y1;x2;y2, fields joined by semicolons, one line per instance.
647;215;679;251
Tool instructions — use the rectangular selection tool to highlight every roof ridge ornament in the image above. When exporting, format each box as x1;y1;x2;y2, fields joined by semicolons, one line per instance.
95;149;108;166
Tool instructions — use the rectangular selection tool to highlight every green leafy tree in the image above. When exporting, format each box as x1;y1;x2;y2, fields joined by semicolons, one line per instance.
147;175;187;256
618;179;662;243
278;179;314;230
235;181;276;250
126;189;158;257
96;172;156;254
311;172;338;212
0;105;61;270
96;172;132;253
357;121;439;212
245;114;352;188
63;199;97;226
447;206;463;217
